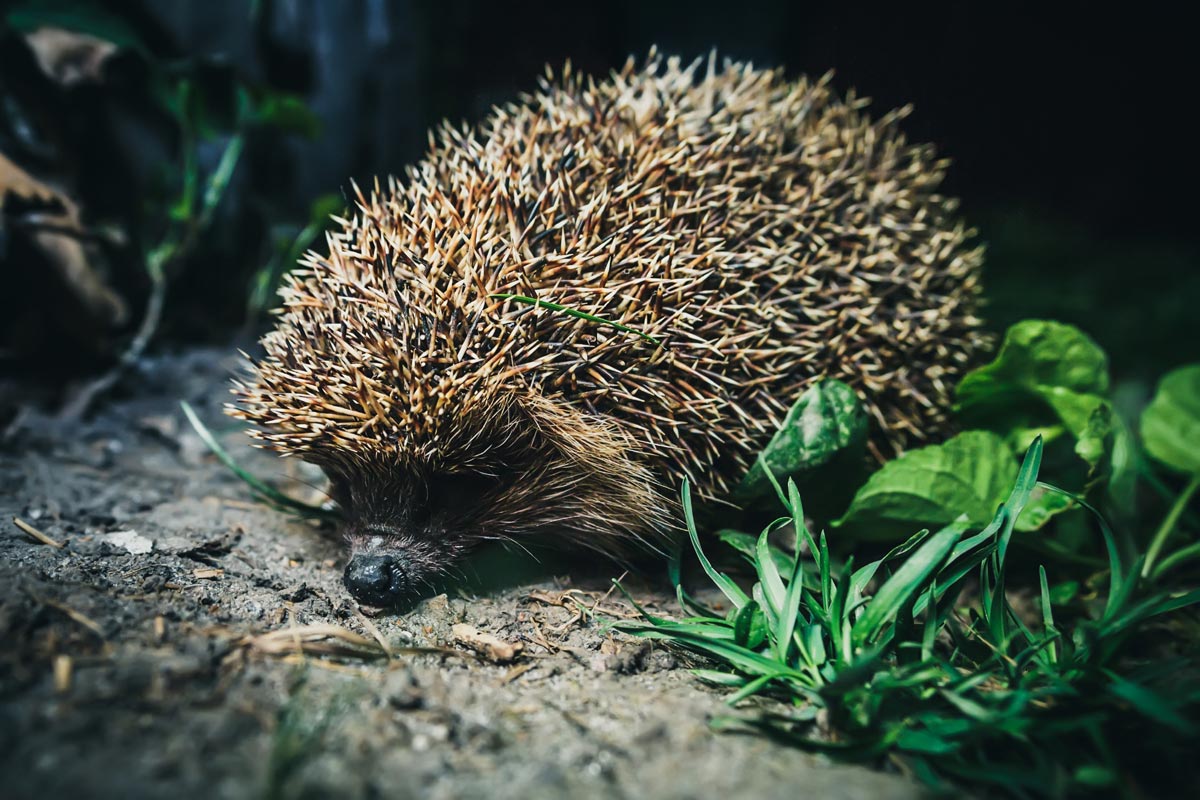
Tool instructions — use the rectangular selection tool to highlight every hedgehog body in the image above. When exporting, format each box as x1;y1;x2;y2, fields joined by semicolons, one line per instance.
231;53;986;606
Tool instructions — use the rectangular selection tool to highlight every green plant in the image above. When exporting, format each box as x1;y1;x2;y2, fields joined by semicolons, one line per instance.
247;193;343;320
1140;365;1200;579
615;438;1200;797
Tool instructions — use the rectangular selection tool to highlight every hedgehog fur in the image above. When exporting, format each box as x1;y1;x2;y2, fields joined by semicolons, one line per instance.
229;52;986;606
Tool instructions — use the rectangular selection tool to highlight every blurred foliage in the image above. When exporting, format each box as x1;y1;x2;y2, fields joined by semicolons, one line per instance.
0;0;332;391
979;210;1200;388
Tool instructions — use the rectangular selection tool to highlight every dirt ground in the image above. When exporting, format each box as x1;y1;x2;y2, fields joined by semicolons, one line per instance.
0;350;922;800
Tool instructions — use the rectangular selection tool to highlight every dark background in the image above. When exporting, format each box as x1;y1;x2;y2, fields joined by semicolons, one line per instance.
2;0;1197;396
166;1;1197;239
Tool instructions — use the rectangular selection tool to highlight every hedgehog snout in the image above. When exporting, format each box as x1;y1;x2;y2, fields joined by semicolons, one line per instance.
344;552;411;606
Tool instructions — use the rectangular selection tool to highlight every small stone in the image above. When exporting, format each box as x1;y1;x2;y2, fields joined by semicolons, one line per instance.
99;530;154;555
384;669;424;710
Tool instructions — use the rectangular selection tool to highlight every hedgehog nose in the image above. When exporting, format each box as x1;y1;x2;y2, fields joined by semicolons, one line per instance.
344;554;408;606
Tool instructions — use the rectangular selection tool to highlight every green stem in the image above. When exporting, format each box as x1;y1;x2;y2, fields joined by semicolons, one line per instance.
1142;475;1200;579
1151;539;1200;580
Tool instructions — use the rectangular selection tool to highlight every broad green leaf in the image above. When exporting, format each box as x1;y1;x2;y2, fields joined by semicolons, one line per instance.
833;431;1018;539
1014;483;1075;532
1140;364;1200;475
956;320;1112;467
737;380;867;501
960;319;1109;397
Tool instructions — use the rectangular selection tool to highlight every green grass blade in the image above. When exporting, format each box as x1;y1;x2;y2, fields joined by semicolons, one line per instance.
1038;565;1059;665
982;438;1044;649
691;670;748;687
758;451;793;513
997;436;1043;563
753;583;781;634
776;490;809;665
681;478;749;610
726;673;777;705
489;293;662;345
818;530;832;614
624;627;807;680
787;480;820;559
1037;480;1127;622
1101;588;1200;636
180;401;337;520
804;623;827;669
199;134;244;225
853;525;962;648
831;556;856;663
610;579;669;625
672;517;724;619
1150;538;1200;579
1104;671;1196;734
756;523;787;617
851;528;935;598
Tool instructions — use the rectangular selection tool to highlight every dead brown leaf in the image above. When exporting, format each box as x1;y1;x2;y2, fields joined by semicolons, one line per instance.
452;623;524;664
1;151;126;326
23;27;119;86
0;151;64;210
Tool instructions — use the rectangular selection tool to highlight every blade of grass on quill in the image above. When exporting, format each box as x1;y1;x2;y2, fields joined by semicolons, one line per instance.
180;401;338;520
490;293;662;346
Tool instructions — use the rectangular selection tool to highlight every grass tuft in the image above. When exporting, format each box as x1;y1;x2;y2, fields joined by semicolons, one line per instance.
615;437;1200;797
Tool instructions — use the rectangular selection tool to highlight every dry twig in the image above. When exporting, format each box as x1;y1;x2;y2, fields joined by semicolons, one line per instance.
228;623;460;666
452;623;524;664
12;517;64;548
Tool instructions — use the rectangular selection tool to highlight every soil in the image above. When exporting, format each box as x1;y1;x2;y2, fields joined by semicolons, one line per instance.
0;350;922;800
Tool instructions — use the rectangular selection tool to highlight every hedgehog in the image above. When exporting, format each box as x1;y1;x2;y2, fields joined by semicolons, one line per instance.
229;52;986;608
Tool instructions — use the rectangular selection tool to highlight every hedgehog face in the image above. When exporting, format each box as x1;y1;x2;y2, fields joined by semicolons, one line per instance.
329;468;505;606
321;393;668;608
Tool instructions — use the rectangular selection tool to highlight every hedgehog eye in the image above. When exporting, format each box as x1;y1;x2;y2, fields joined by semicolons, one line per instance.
326;475;352;510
